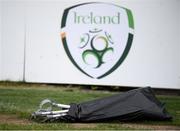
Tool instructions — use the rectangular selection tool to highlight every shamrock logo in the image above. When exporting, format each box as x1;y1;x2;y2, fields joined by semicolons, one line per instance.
79;29;114;68
61;2;134;79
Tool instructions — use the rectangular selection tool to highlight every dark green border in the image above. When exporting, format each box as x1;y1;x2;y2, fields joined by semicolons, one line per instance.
62;38;93;78
98;33;133;79
61;2;94;28
61;3;134;79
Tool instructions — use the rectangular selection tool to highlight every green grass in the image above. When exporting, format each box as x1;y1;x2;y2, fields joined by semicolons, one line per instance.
0;83;179;130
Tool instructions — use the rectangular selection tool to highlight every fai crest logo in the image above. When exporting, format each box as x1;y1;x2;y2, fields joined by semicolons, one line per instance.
61;3;134;79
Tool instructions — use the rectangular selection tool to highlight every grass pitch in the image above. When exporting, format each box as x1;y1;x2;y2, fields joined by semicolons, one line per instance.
0;82;179;130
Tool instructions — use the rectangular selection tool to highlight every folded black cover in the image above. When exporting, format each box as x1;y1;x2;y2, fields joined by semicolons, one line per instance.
66;87;172;122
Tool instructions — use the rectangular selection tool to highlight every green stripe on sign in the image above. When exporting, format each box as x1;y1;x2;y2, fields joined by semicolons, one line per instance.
62;37;93;78
126;9;134;29
98;33;134;79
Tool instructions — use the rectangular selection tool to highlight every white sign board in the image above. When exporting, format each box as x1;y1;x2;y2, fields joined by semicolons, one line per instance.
0;1;2;80
0;0;180;89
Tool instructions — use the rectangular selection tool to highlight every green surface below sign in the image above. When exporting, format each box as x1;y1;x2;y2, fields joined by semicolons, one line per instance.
0;82;179;130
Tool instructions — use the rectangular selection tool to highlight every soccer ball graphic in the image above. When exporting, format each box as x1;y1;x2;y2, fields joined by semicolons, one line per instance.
79;28;114;68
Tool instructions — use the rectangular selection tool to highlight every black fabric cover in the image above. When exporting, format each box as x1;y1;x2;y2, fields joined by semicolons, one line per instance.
66;87;172;122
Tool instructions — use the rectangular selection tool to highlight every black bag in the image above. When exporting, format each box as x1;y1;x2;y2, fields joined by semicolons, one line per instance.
32;87;172;122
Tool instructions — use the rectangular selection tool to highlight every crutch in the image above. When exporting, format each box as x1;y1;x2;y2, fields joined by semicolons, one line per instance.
31;99;70;122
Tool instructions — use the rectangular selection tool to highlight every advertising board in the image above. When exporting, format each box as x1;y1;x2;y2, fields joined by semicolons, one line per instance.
0;0;180;89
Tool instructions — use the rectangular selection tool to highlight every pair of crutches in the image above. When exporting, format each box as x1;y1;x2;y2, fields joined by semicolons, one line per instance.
31;99;70;121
